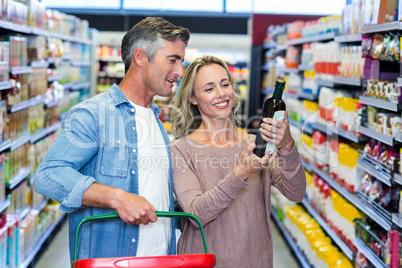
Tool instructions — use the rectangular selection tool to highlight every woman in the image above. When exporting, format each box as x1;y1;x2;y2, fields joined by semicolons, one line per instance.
170;55;306;267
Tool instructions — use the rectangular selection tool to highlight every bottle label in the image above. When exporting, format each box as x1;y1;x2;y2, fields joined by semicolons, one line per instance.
265;110;285;155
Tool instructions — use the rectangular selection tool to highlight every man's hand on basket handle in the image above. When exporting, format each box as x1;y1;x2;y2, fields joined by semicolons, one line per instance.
83;183;157;225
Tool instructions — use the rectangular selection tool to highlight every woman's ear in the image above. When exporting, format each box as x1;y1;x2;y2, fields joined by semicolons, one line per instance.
190;96;197;105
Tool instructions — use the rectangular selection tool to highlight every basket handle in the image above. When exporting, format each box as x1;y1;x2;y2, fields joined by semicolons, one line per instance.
73;211;208;262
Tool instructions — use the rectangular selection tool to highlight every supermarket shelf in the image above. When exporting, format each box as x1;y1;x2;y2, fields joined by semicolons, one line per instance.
10;133;30;151
18;24;92;45
71;60;91;67
8;166;31;190
284;90;317;101
312;122;332;136
398;77;402;87
359;96;400;112
289;119;314;135
0;80;12;91
394;132;402;143
330;126;367;143
358;125;394;146
61;82;73;90
279;67;299;73
333;76;361;86
98;56;122;62
33;197;49;212
394;173;402;186
392;213;402;228
362;21;400;34
263;42;277;49
0;20;31;33
311;165;392;231
302;160;313;172
0;139;11;152
284;91;299;99
0;198;10;214
334;34;362;43
98;71;125;78
287;32;336;46
17;205;31;220
357;158;392;186
21;212;67;268
0;21;92;45
32;27;92;45
275;44;288;52
47;74;63;82
30;60;49;69
270;210;311;268
315;79;334;88
45;99;61;109
9;94;46;113
354;236;387;268
30;122;62;144
10;66;32;75
71;81;90;91
298;64;314;71
301;198;354;260
298;91;318;101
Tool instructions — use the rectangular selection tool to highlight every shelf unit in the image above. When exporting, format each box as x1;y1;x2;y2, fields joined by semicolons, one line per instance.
0;13;98;268
255;9;402;268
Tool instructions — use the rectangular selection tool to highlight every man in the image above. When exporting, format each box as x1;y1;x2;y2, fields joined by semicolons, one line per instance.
33;17;190;261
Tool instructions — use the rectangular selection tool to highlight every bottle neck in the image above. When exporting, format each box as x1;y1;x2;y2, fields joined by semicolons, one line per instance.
272;87;284;99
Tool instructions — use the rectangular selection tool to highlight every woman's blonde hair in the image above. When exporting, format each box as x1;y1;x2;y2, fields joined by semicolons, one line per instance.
170;55;242;139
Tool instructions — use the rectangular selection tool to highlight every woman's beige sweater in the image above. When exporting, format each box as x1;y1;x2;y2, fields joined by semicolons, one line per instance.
171;136;306;268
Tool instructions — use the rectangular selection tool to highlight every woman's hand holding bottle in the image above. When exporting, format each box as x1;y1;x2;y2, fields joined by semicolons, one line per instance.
259;109;295;155
235;136;278;180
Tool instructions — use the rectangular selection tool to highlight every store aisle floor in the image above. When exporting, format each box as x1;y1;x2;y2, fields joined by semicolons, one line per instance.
34;219;300;268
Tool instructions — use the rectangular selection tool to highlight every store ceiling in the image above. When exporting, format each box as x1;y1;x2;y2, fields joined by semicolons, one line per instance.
69;13;250;34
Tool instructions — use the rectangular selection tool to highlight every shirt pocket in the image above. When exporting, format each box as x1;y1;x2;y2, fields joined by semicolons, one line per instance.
99;137;129;177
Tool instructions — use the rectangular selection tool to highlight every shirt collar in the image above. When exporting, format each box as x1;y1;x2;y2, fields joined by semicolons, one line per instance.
109;83;162;116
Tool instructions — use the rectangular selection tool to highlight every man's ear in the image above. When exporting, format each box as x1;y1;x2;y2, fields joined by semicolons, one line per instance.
190;96;197;105
133;48;145;67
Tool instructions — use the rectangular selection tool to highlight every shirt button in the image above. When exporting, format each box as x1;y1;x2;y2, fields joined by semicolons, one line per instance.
117;140;121;144
131;170;135;174
132;127;136;131
132;239;136;243
132;149;136;153
131;108;135;112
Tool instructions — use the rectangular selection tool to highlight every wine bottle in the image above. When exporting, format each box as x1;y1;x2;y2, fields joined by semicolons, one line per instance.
253;79;286;157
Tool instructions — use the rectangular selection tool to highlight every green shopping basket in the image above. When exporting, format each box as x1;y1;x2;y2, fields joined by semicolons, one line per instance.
71;211;216;268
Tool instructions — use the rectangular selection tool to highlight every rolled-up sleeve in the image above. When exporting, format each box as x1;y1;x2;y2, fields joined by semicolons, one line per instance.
33;102;99;213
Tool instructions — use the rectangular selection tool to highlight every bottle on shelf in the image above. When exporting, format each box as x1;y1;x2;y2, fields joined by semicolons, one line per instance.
253;78;286;157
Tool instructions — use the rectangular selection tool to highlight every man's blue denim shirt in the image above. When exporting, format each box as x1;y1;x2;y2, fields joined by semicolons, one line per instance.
33;84;176;261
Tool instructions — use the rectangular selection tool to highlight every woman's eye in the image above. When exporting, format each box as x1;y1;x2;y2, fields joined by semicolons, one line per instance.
222;83;230;87
205;88;213;92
